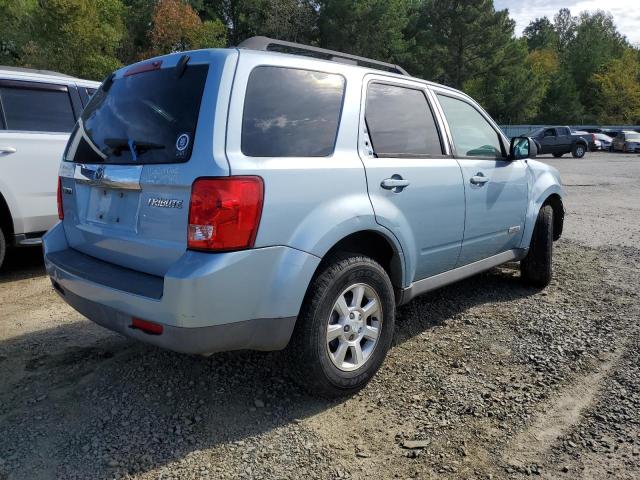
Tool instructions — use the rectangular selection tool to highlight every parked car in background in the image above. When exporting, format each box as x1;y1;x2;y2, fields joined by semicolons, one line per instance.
594;133;613;151
603;129;623;139
0;66;99;268
611;131;640;153
44;38;565;396
528;126;589;158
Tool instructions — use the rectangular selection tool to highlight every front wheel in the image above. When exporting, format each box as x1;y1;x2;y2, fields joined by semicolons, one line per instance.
521;205;553;287
288;255;395;397
572;143;586;158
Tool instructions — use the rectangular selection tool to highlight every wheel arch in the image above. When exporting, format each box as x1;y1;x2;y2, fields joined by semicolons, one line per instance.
311;229;406;304
542;193;564;240
0;191;15;245
521;178;565;250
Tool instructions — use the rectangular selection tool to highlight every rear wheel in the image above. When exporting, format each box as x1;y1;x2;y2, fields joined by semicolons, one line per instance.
288;255;395;397
0;227;6;270
572;143;586;158
521;205;553;287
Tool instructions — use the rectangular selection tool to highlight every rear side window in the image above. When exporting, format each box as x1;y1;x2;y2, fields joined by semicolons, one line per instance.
242;67;345;157
0;82;75;132
437;94;504;158
365;83;443;157
66;64;208;164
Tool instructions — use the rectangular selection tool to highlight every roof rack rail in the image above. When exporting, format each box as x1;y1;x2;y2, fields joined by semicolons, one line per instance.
237;36;409;76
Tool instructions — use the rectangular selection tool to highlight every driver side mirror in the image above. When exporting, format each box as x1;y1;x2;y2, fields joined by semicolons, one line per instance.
509;136;538;160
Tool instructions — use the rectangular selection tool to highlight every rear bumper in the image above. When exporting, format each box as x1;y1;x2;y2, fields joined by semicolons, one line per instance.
43;223;320;354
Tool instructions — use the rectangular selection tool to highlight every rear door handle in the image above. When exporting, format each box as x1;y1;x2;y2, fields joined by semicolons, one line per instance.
470;173;489;185
381;175;410;192
0;147;17;155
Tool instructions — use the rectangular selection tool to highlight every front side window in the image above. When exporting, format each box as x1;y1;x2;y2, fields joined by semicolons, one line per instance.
437;94;504;158
242;67;345;157
365;83;443;157
0;83;75;132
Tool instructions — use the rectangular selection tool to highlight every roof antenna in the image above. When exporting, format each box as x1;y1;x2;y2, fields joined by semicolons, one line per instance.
176;55;190;78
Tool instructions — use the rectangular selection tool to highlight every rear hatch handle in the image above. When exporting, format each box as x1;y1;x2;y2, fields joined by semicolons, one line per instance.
74;164;143;191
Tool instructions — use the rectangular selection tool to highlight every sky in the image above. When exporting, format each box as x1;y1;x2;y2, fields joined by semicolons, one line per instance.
494;0;640;45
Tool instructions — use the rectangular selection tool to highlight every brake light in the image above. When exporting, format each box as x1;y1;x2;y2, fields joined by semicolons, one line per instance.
57;177;64;220
188;177;264;251
131;317;163;335
124;60;162;77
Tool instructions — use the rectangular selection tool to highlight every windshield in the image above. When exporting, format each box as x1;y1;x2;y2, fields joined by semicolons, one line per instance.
65;64;208;164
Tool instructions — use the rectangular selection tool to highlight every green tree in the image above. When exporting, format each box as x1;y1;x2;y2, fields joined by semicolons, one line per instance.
553;8;576;52
592;49;640;124
0;0;38;64
536;71;584;124
523;17;558;51
191;0;318;46
407;0;516;89
119;0;156;63
318;0;409;61
20;0;125;79
464;40;547;124
565;10;627;110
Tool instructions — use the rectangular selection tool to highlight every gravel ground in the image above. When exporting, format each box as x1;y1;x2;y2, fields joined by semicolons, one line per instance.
0;152;639;479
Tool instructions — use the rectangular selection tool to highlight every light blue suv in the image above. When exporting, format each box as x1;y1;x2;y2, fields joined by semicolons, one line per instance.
44;37;564;396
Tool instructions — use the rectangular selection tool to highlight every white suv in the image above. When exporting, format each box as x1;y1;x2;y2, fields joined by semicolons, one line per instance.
0;66;99;268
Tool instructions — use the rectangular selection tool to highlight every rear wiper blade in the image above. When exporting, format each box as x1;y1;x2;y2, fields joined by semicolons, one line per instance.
104;137;165;161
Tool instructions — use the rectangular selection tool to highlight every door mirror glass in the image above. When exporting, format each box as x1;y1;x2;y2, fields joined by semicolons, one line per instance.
510;136;538;160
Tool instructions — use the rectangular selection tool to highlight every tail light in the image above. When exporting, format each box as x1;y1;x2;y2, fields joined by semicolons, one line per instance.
57;177;64;220
188;176;264;252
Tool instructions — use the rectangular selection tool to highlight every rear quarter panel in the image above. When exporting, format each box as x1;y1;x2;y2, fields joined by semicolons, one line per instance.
225;51;399;271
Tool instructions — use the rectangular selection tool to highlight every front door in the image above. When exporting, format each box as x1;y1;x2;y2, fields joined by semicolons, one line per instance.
359;76;465;282
434;92;528;266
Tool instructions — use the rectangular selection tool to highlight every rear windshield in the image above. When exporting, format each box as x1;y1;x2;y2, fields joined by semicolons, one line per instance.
65;64;208;164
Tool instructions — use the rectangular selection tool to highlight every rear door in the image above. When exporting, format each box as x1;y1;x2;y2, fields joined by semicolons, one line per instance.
0;78;77;235
434;91;528;266
60;51;235;276
558;127;573;151
359;76;465;281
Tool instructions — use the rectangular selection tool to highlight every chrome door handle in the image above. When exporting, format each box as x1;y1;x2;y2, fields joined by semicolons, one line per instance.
470;173;489;185
381;176;410;192
0;147;17;155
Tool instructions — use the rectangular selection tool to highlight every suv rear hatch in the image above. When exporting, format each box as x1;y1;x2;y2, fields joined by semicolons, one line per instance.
59;50;236;277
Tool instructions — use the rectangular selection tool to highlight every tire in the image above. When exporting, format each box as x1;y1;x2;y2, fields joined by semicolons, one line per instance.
0;227;6;270
288;254;395;397
572;143;586;158
552;153;563;158
521;205;553;288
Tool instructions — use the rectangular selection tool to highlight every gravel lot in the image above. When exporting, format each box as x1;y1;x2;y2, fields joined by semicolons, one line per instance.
0;152;639;480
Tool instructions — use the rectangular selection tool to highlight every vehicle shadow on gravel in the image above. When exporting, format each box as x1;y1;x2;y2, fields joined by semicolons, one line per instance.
0;263;539;479
0;247;45;284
